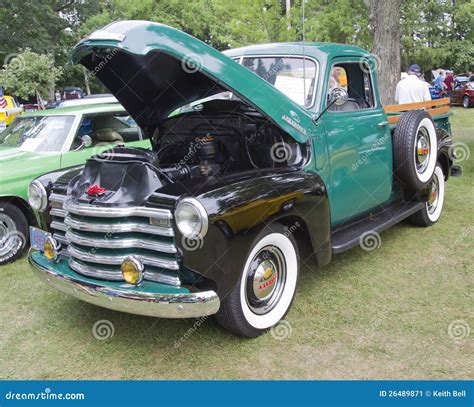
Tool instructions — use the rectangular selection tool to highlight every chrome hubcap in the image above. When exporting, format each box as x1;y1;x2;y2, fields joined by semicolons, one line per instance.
427;174;439;214
0;213;20;256
245;246;286;315
415;128;431;174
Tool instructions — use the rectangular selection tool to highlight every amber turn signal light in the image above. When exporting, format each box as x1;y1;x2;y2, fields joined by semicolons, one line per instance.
121;256;144;285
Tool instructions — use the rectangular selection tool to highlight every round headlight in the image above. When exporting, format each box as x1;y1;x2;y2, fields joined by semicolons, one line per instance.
175;198;208;239
28;180;48;212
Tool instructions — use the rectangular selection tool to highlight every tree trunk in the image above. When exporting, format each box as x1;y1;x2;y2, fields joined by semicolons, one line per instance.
368;0;403;105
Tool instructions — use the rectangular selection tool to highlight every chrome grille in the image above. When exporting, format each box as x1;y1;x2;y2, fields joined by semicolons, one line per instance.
48;194;180;286
49;193;68;247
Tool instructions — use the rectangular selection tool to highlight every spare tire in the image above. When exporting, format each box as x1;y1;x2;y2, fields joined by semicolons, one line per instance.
393;110;438;192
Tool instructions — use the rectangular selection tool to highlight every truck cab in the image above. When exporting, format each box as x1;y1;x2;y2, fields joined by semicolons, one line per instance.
27;21;458;337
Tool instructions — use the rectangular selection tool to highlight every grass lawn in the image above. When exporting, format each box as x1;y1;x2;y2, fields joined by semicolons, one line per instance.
0;107;472;380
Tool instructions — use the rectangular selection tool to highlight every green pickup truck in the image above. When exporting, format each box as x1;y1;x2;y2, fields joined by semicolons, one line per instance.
28;21;460;337
0;103;150;264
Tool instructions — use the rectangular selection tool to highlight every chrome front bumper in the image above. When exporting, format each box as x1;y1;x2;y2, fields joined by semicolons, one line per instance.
28;250;220;319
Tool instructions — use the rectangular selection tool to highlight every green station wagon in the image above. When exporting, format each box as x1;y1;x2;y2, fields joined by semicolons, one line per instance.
28;21;461;337
0;103;150;264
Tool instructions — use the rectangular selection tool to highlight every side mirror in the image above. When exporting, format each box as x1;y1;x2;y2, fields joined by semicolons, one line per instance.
81;135;92;148
328;87;349;106
74;135;92;151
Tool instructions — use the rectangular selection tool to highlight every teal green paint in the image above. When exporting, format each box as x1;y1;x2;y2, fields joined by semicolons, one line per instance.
31;251;189;295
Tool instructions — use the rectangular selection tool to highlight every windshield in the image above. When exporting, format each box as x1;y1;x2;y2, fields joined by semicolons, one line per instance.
0;115;75;152
242;57;317;107
173;56;318;113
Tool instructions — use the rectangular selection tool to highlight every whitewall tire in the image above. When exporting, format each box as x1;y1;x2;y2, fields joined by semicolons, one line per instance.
215;223;299;337
409;164;445;227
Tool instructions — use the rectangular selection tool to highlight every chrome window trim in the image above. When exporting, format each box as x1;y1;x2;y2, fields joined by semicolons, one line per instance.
324;59;379;113
64;215;174;237
67;245;179;270
66;230;177;254
63;199;173;220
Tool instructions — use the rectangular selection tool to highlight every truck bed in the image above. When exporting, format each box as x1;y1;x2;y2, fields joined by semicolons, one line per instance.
384;97;451;129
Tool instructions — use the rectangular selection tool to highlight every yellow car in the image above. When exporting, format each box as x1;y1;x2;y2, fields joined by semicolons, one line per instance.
0;96;24;131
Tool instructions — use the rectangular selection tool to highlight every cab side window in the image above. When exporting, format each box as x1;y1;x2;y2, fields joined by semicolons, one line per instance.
328;62;375;112
72;113;141;149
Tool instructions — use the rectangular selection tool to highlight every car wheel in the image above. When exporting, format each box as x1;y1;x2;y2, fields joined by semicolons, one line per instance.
408;164;445;227
0;202;28;265
463;96;470;108
393;110;438;194
215;223;299;337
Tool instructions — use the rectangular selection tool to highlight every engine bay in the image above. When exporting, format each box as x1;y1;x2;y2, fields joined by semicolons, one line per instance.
152;100;308;181
73;100;309;203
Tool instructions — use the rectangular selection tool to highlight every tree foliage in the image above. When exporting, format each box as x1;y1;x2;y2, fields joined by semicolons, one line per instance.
0;0;472;97
0;48;62;100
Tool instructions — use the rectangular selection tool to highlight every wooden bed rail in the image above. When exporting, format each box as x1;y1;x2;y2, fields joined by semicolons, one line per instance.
384;98;450;125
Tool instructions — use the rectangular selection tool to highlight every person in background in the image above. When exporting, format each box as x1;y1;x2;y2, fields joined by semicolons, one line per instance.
434;70;447;95
444;71;455;95
395;64;432;104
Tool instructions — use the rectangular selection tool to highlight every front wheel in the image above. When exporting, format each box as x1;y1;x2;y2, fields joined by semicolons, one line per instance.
463;96;470;108
215;223;299;337
0;202;28;264
409;164;445;227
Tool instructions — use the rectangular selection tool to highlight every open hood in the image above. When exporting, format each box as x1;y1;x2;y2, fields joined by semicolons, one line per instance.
71;21;315;143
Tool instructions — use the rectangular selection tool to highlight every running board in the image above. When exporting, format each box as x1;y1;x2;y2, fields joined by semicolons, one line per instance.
331;201;424;254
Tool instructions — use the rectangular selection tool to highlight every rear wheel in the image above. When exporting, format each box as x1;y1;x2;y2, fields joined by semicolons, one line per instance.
0;202;28;264
215;223;299;337
409;164;445;227
463;96;470;108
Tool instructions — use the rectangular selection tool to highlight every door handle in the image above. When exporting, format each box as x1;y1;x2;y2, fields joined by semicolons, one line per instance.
378;121;389;126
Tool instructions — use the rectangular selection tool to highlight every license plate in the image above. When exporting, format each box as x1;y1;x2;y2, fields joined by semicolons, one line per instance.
30;227;52;251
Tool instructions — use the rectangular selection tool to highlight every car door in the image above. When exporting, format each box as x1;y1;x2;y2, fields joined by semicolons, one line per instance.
321;58;392;226
60;112;151;168
450;84;463;105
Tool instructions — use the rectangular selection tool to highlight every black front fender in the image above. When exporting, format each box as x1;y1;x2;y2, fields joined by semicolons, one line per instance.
174;169;331;298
